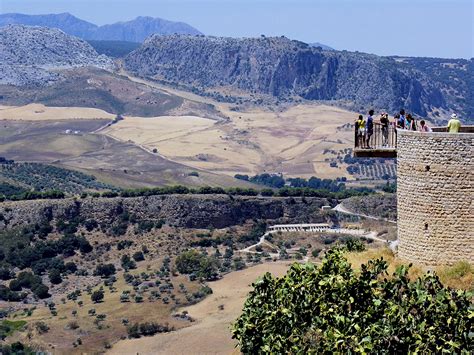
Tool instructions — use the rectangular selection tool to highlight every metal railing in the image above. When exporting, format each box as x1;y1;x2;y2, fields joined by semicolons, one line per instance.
354;123;397;150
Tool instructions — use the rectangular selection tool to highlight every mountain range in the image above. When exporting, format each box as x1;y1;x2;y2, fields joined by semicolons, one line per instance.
0;12;202;42
124;35;473;120
0;21;471;121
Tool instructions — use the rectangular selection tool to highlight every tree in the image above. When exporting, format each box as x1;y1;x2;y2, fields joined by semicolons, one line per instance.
93;264;116;278
232;249;473;353
121;255;136;271
32;284;50;299
0;268;13;280
197;256;220;281
175;250;203;274
132;251;144;262
91;290;104;303
65;262;77;273
175;250;220;281
48;269;62;285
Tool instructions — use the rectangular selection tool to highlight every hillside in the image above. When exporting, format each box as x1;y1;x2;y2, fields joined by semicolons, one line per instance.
86;40;141;58
0;25;112;86
124;35;473;120
0;13;202;42
0;67;223;118
0;193;335;352
0;161;116;195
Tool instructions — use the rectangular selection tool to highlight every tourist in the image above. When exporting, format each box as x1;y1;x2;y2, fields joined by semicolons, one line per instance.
447;113;461;133
419;120;432;132
380;112;389;146
397;110;405;129
356;114;366;148
407;114;417;131
366;110;374;148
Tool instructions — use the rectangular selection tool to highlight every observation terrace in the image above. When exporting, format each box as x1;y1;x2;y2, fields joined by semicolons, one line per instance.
353;123;474;158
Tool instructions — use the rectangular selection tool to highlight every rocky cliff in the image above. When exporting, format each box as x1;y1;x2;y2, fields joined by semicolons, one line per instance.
0;195;333;230
124;35;472;118
0;25;113;86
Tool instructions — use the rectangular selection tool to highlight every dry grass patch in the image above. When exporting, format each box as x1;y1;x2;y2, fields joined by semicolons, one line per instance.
0;103;116;121
104;104;358;179
346;248;473;291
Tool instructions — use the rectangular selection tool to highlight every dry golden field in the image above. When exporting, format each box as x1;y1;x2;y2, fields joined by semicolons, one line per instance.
0;68;363;184
0;104;116;121
1;102;357;181
103;104;356;179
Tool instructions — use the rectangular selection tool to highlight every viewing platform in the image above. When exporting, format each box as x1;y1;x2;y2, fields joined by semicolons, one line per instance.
353;123;397;158
353;124;474;158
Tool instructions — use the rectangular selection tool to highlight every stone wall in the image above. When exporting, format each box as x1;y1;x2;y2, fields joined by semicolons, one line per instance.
397;130;473;265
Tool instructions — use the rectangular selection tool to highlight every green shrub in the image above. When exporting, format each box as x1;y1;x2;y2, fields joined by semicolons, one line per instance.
48;269;62;285
127;322;173;338
121;255;136;271
94;264;116;278
311;248;322;258
232;249;473;353
91;290;104;303
260;189;274;196
132;251;145;262
175;250;220;281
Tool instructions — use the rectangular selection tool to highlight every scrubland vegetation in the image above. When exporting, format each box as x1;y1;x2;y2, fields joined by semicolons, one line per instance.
233;248;473;353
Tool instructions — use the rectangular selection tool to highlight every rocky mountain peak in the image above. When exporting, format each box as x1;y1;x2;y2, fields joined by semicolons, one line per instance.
0;24;113;86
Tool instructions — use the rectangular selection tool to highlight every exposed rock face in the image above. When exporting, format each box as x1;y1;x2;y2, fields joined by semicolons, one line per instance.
124;35;470;118
0;25;113;86
0;65;60;87
0;13;202;42
0;195;332;230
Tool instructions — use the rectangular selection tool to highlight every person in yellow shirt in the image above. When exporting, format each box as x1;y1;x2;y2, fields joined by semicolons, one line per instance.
356;114;366;148
447;113;461;133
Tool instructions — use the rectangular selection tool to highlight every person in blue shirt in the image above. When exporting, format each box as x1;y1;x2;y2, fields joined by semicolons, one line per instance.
398;109;406;129
366;109;374;149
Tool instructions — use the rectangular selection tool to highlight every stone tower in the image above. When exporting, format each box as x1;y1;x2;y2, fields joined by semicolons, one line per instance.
396;129;473;265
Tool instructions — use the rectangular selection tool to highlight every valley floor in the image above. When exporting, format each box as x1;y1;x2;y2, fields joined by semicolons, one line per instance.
108;261;292;355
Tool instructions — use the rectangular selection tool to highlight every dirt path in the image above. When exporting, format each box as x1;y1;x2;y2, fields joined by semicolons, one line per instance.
108;262;291;355
334;203;397;224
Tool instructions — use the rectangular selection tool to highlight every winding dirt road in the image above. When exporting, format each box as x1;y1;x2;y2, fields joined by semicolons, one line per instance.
108;262;291;355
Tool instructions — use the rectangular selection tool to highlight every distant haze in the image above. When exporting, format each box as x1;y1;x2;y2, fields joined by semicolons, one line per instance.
1;0;473;58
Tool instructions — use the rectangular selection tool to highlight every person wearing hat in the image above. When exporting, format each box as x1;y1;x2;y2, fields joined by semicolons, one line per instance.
447;113;461;133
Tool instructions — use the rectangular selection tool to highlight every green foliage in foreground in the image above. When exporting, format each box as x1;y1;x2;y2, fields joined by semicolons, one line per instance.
232;249;473;354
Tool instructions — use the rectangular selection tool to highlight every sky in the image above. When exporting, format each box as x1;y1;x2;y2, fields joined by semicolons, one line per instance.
1;0;473;58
